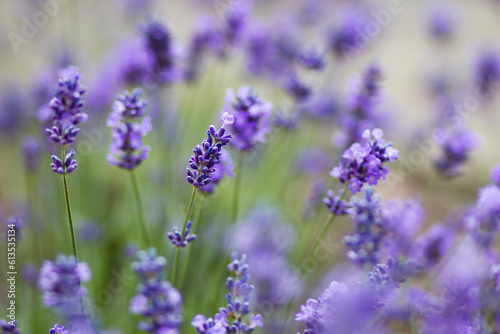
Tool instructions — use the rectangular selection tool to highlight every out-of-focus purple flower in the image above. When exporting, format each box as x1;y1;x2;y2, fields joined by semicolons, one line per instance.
21;136;41;172
465;185;500;248
78;221;102;242
167;220;197;248
186;113;233;188
273;110;298;130
199;151;233;194
6;216;22;244
327;8;366;59
426;2;457;41
223;1;250;47
476;50;500;97
22;264;38;287
344;187;385;266
337;64;384;148
0;85;25;136
0;319;19;334
229;205;298;306
223;87;272;151
295;280;384;334
434;125;479;177
49;324;69;334
141;18;183;84
491;163;500;186
51;150;78;175
303;179;327;218
330;128;398;194
298;46;326;70
38;254;91;318
323;189;349;216
107;89;152;170
130;248;182;333
410;224;456;269
284;73;311;103
192;252;263;334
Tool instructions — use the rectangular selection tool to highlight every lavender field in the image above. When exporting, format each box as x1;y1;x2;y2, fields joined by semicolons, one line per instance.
1;0;500;333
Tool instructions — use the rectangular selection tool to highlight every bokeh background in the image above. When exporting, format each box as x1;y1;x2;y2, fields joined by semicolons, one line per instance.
1;0;500;333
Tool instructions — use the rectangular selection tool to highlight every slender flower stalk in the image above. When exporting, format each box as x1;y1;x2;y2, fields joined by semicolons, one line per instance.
130;169;152;247
62;146;78;260
232;151;244;222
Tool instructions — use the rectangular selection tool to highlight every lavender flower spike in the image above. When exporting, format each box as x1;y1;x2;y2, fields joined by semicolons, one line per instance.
330;128;398;193
50;150;78;175
168;220;197;248
49;324;69;334
186;112;233;188
107;89;152;170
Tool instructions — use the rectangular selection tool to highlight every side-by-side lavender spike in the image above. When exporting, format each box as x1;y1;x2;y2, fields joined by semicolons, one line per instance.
192;252;263;334
167;221;197;248
323;189;349;216
107;89;152;170
186;113;233;188
38;255;91;319
330;129;399;193
0;320;19;334
49;324;69;334
223;87;272;151
129;248;183;333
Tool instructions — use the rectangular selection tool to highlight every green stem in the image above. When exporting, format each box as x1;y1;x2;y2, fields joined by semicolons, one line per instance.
171;187;197;287
130;169;152;248
231;151;244;223
61;146;78;260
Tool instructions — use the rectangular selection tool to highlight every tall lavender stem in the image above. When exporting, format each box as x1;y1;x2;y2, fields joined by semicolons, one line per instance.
231;151;244;223
130;169;151;248
61;145;78;260
171;187;197;287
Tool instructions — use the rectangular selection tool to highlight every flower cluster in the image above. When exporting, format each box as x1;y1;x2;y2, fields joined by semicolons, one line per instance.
330;128;399;193
434;125;478;177
191;253;263;334
0;320;19;334
129;248;183;333
323;189;349;216
107;89;152;170
45;66;87;174
49;324;69;334
51;150;78;174
222;87;272;151
167;221;197;248
186;113;233;188
38;255;91;318
298;47;325;70
343;187;386;266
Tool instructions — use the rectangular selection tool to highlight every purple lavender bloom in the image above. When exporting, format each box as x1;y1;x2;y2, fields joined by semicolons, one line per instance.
491;163;500;186
130;248;182;333
0;85;25;136
192;253;263;334
49;324;69;334
22;264;38;287
465;185;500;248
295;280;383;334
323;189;349;216
327;8;366;59
0;320;19;334
107;89;152;170
199;151;234;194
223;1;250;47
343;187;385;266
330;128;398;194
167;221;197;248
229;205;298;306
223;87;272;151
476;50;500;97
186;113;233;188
141;18;182;84
410;224;456;269
38;255;91;318
283;73;311;103
51;150;78;175
298;47;326;70
45;66;87;144
434;125;478;177
6;216;22;244
21;136;41;172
